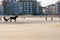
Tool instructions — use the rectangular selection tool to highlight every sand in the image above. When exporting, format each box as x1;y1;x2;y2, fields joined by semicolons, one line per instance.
0;16;60;40
0;22;60;40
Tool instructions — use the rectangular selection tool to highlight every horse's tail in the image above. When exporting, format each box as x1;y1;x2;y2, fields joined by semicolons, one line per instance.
4;17;6;20
4;16;9;21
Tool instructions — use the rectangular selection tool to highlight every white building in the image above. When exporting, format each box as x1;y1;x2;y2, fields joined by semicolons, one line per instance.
41;7;46;14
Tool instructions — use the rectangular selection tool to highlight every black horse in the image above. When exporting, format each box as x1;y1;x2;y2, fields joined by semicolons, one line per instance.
9;15;18;22
3;17;9;22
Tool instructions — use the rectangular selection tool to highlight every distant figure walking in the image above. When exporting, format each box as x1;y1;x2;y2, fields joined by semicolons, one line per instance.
21;16;25;19
3;17;9;22
0;18;2;21
51;17;53;21
45;17;47;21
9;15;18;22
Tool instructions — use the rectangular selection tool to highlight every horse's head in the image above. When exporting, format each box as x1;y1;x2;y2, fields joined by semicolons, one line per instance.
15;15;18;18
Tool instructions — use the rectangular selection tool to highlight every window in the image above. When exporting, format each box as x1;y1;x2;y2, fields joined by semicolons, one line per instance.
24;2;29;14
36;3;40;13
30;2;33;13
18;2;23;13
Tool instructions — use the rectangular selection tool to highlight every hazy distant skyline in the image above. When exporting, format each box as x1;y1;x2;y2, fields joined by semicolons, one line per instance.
0;0;59;7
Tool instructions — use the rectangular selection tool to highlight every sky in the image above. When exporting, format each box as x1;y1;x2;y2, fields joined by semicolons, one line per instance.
37;0;58;7
0;0;59;7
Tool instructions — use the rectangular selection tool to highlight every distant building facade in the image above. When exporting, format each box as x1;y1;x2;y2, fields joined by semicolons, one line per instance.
0;5;4;15
2;0;7;15
17;1;41;15
45;4;56;15
45;1;60;15
56;1;60;14
41;7;46;14
45;6;49;15
48;4;56;15
2;0;18;15
2;0;41;15
0;1;4;15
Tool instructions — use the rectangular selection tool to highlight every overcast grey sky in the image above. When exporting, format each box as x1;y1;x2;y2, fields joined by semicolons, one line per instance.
0;0;59;7
37;0;58;7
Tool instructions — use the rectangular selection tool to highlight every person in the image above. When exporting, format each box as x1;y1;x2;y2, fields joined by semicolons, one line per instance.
0;18;2;20
21;16;25;19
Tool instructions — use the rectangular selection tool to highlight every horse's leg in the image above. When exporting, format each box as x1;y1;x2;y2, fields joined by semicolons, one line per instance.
14;19;16;22
10;19;12;22
15;19;16;22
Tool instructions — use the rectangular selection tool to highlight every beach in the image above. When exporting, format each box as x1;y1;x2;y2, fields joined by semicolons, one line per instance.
0;16;60;40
